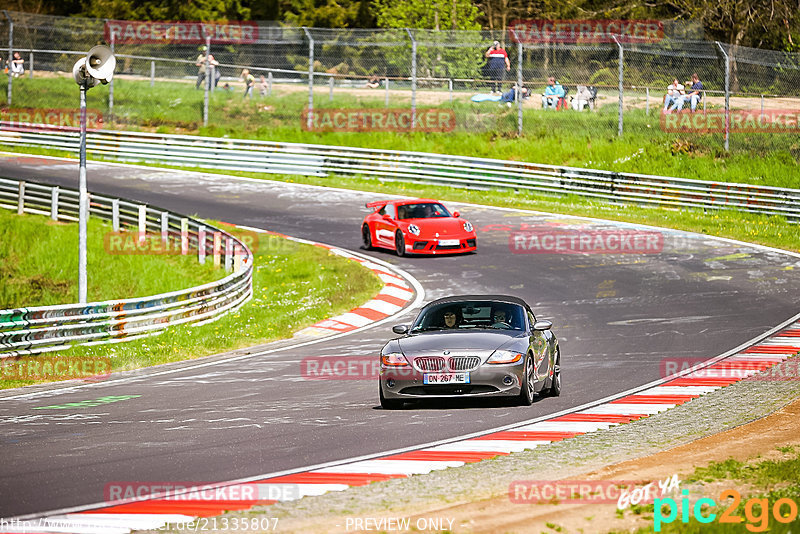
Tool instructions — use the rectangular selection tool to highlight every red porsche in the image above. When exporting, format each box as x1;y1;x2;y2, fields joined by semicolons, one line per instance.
362;199;477;256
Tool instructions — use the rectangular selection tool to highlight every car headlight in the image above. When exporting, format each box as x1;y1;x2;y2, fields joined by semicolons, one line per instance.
486;350;523;364
408;224;420;236
381;352;410;367
463;221;474;232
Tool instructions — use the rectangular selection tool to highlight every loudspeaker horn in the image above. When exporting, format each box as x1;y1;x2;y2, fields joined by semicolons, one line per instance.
85;45;116;84
72;57;99;88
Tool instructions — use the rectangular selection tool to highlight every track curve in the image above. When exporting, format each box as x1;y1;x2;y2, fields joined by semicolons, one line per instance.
1;153;799;518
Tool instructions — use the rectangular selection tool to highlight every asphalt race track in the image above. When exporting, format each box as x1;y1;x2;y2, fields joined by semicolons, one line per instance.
1;154;799;518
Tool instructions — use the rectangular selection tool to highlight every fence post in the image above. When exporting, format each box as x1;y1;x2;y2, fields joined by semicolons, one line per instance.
203;35;211;127
150;60;155;87
29;51;33;79
268;71;272;96
716;42;730;151
613;35;623;137
108;31;115;122
17;181;24;214
112;198;119;231
385;77;389;107
198;225;206;264
406;29;417;128
515;32;523;136
51;186;59;220
760;94;764;124
645;87;649;115
138;204;147;245
449;78;453;102
329;75;334;101
5;11;13;106
303;27;314;130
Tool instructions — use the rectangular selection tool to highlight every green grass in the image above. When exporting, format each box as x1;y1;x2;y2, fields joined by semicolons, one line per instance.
0;209;224;308
6;75;800;189
1;224;383;390
623;449;800;533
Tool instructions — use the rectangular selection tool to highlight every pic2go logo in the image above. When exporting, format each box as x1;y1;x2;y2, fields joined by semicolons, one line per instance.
654;489;799;532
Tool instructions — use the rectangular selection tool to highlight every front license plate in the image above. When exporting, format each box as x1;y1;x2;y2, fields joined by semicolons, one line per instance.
423;373;470;384
438;239;459;246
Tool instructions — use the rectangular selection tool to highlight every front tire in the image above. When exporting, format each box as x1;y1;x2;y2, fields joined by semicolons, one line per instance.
362;224;373;250
518;352;535;406
543;348;562;397
395;231;406;257
380;384;404;409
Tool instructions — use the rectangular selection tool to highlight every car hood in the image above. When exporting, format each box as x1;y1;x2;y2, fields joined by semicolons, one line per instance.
407;217;471;238
398;330;522;355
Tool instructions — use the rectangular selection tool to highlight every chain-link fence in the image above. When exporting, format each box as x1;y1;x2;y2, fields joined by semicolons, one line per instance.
1;11;800;158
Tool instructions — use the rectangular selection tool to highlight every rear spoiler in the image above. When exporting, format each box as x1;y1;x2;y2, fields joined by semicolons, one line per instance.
365;201;388;209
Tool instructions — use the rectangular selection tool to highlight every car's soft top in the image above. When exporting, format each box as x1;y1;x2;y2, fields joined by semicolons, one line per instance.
422;294;529;308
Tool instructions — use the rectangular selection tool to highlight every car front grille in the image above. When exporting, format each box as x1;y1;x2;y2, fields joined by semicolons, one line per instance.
448;356;481;371
414;356;446;372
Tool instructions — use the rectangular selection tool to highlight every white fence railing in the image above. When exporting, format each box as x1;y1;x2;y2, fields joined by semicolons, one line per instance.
0;125;798;221
0;177;253;357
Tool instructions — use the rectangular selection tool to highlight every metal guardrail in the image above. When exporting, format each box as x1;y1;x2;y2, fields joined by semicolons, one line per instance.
0;177;253;357
0;124;799;222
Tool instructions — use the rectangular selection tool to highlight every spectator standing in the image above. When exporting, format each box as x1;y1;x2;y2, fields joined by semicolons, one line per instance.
242;69;255;99
10;52;24;77
664;78;685;112
195;47;220;89
676;73;703;112
541;77;565;109
485;41;510;94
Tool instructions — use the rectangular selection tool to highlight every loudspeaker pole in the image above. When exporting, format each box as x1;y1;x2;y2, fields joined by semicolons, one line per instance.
78;81;88;302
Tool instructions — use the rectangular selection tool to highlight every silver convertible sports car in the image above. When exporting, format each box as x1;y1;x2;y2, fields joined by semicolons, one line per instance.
379;295;561;409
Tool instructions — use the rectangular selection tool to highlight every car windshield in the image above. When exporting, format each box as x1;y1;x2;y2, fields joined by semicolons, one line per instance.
410;301;526;331
396;203;451;220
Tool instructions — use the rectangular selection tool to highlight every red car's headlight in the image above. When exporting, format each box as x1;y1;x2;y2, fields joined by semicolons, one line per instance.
463;221;474;232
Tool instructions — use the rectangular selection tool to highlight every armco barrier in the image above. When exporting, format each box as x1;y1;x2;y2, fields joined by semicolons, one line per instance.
0;124;799;221
0;177;253;357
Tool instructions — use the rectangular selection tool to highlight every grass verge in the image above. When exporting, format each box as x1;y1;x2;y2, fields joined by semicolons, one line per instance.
5;75;800;188
0;209;224;308
1;221;384;390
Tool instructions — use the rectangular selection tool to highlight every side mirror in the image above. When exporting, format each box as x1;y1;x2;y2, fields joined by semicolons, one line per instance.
382;214;393;221
392;324;409;335
533;320;552;331
453;211;460;218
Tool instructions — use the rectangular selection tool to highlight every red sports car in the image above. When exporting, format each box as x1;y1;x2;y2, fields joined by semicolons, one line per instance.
361;199;477;256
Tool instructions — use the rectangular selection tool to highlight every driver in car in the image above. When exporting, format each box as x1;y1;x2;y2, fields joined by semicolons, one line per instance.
443;310;460;329
492;309;510;328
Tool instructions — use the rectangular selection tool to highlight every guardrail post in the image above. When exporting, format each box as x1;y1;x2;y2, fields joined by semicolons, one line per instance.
138;205;147;244
224;236;233;272
150;60;155;87
17;180;24;214
198;225;206;264
233;244;242;272
406;29;417;128
180;218;189;255
160;211;169;245
112;199;119;231
5;11;13;106
612;35;623;137
213;231;221;268
303;27;314;130
51;186;59;220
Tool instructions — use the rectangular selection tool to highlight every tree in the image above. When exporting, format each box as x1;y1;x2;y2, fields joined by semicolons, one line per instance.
282;0;374;28
373;0;480;31
83;0;251;21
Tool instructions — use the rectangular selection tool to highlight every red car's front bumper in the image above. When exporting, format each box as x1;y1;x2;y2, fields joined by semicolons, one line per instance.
405;236;477;254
